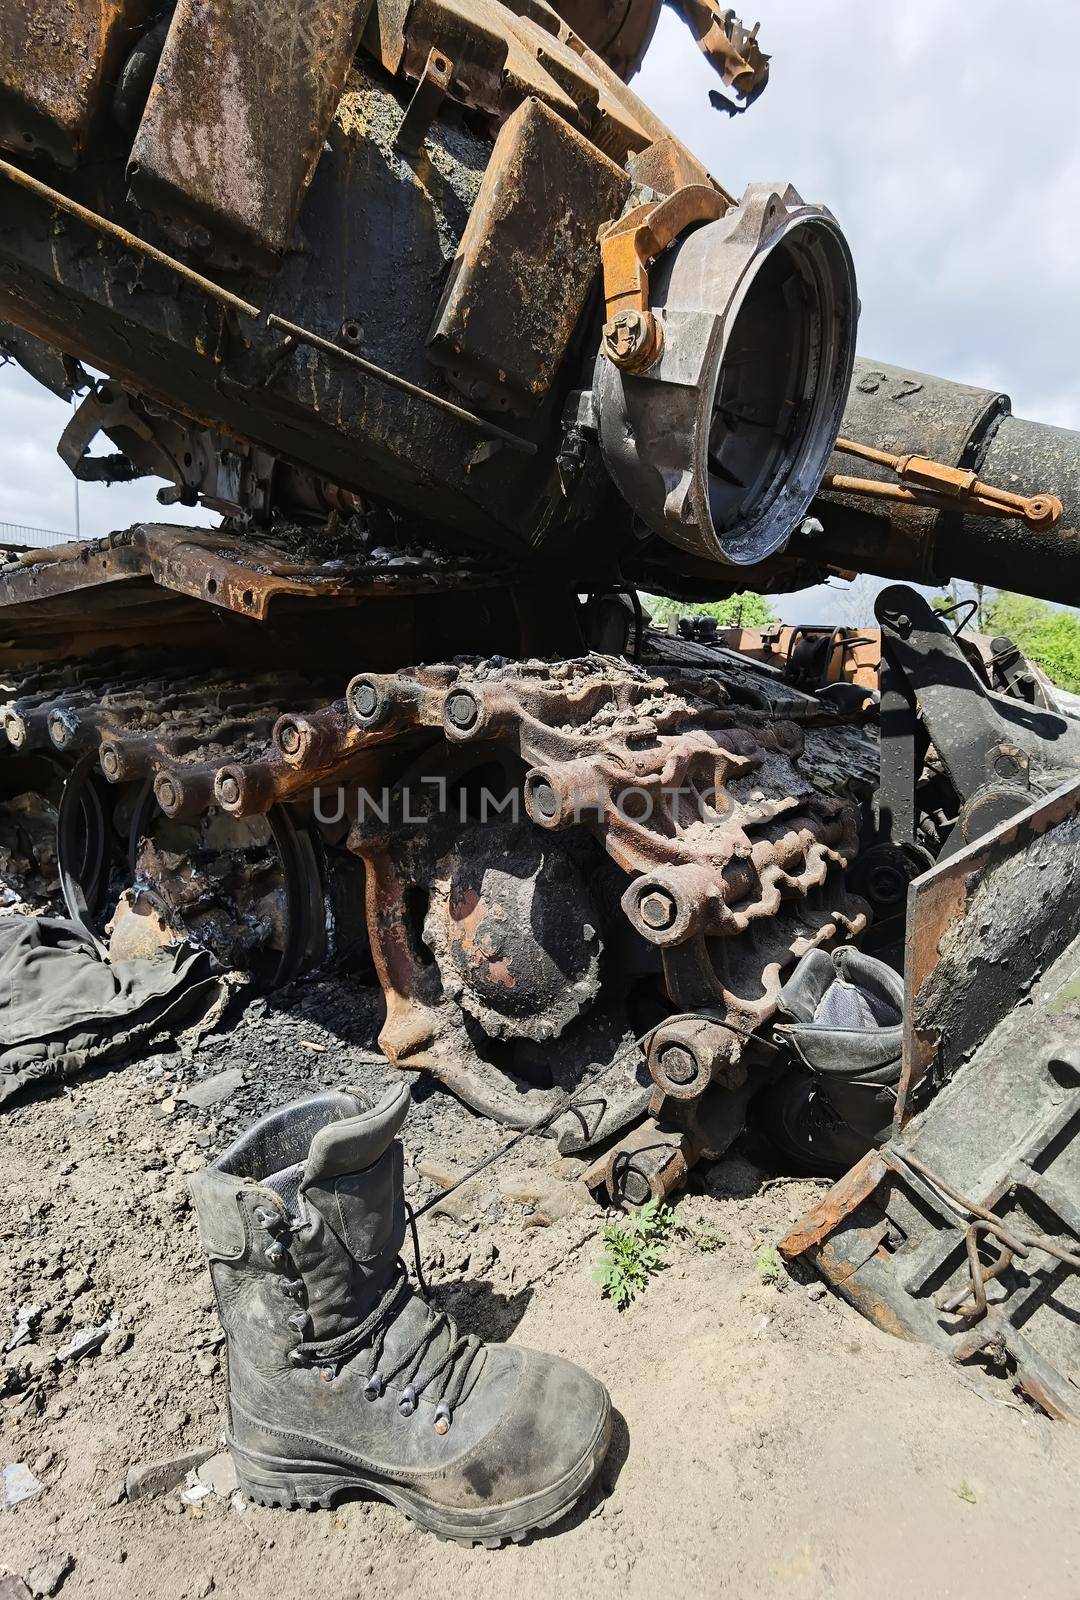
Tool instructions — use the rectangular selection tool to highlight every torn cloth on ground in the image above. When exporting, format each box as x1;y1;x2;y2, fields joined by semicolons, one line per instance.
0;916;222;1106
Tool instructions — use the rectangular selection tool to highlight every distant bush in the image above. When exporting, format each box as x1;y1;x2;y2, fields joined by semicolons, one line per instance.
983;592;1080;694
643;591;778;628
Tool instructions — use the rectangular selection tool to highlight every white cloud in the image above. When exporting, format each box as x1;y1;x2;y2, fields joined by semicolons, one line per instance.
0;362;211;541
634;0;1080;621
636;0;1080;428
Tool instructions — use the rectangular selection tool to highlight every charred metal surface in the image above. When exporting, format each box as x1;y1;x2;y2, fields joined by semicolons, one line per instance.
0;319;75;398
551;0;664;80
0;650;360;975
783;780;1080;1418
394;44;454;156
823;358;1009;569
0;67;570;558
0;0;147;166
875;585;1080;860
898;775;1080;1121
553;0;767;105
0;523;518;646
0;0;1077;1323
583;1119;694;1207
0;651;326;792
596;183;856;567
374;0;655;164
428;96;630;414
130;0;374;268
676;2;769;106
0;6;846;592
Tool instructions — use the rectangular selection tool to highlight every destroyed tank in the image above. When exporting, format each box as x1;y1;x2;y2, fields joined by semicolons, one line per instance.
1;0;1079;1411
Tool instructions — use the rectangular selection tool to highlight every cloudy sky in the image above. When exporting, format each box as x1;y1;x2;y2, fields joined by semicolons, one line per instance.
1;0;1077;566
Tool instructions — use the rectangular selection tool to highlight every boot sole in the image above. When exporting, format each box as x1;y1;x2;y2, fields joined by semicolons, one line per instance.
227;1394;612;1548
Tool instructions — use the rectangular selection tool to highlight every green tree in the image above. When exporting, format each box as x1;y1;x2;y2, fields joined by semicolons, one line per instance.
983;591;1080;694
643;591;778;629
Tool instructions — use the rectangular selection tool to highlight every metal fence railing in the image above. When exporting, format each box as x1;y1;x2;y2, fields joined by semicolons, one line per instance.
0;521;73;548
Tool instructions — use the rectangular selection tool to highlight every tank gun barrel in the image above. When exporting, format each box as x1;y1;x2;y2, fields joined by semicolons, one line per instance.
805;359;1080;604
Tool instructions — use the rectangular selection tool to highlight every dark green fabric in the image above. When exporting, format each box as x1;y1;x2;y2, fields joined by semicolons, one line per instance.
0;916;222;1106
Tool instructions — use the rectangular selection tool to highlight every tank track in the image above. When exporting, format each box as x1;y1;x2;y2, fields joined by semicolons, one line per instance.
0;625;878;1202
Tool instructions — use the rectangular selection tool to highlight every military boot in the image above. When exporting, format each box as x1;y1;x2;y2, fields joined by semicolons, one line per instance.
762;946;904;1174
190;1083;611;1545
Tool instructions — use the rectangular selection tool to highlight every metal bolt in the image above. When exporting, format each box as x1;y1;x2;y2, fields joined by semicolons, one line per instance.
660;1044;698;1086
100;746;120;779
617;1167;652;1209
218;774;240;805
602;309;653;367
530;779;558;819
445;691;479;732
351;681;379;721
156;777;178;812
994;752;1022;780
639;889;676;931
278;721;303;755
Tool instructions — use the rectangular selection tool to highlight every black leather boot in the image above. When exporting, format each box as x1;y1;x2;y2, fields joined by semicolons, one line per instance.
761;946;904;1175
190;1084;611;1545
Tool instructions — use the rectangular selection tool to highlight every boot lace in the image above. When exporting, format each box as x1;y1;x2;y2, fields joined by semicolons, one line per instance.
255;1208;481;1433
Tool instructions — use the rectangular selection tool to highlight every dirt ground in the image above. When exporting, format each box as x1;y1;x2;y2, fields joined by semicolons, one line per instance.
2;975;1079;1600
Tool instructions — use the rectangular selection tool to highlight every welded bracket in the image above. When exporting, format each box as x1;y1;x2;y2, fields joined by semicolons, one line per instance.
598;184;728;371
394;46;454;157
59;383;178;487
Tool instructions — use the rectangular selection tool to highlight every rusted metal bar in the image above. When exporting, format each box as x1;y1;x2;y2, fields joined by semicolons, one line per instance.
830;435;1062;531
937;1220;1027;1320
582;1119;696;1207
886;1148;1080;1273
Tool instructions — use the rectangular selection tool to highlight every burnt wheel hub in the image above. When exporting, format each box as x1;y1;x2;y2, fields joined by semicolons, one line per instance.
425;829;601;1042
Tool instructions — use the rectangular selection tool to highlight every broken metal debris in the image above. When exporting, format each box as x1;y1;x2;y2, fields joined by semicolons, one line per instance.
782;777;1080;1418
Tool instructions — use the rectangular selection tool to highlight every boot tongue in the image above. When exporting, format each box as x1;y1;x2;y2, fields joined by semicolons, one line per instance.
290;1083;412;1342
301;1082;411;1191
262;1160;305;1223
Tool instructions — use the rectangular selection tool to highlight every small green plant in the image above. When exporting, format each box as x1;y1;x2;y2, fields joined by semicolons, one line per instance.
755;1243;782;1284
693;1224;726;1254
593;1199;680;1310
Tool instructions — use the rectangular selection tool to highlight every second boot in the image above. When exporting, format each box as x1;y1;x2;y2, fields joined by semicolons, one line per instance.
190;1083;612;1545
